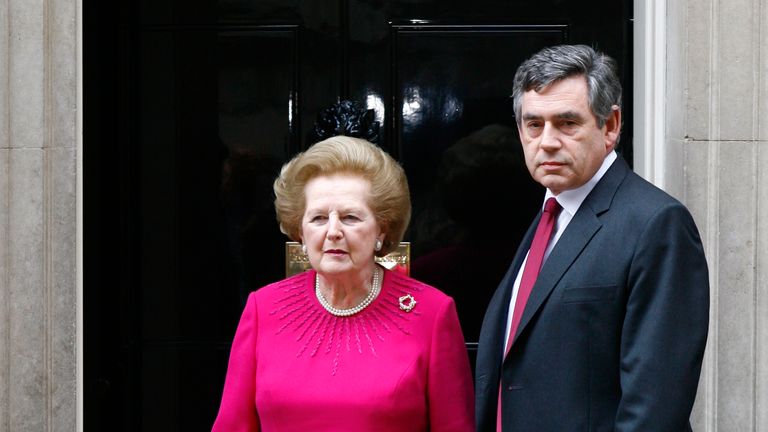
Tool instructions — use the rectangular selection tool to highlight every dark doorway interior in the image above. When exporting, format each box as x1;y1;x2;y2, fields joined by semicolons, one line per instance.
85;1;633;430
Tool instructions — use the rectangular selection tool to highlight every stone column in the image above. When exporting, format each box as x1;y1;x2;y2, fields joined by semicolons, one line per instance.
0;0;79;429
667;0;768;430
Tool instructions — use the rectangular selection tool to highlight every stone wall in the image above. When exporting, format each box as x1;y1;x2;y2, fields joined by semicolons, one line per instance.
667;0;768;430
1;0;766;430
0;0;79;430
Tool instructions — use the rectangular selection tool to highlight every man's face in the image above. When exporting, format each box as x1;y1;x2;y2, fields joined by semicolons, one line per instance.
517;75;620;195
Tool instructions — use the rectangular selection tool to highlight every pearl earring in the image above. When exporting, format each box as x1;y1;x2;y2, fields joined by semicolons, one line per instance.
301;244;308;255
374;239;382;252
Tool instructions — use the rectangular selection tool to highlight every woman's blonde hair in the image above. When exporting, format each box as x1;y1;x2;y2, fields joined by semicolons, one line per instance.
273;136;411;256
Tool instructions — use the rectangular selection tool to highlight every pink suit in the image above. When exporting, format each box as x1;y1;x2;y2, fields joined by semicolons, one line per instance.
213;267;475;431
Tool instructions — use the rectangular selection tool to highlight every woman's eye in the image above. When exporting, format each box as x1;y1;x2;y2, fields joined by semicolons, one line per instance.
342;215;360;222
310;215;327;223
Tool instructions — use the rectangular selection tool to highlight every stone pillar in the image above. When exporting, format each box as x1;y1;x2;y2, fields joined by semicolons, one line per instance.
0;0;79;429
667;0;768;430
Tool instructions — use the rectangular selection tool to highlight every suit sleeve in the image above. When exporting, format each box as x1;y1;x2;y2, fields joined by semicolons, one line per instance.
212;292;261;432
428;297;476;432
616;203;709;431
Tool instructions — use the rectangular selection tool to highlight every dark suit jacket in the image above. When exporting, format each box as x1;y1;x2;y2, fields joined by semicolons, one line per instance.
475;156;709;432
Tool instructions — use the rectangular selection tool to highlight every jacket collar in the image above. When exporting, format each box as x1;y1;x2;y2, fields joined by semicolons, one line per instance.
508;155;630;349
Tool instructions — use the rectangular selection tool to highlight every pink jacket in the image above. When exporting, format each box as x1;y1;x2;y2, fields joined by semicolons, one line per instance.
213;267;475;431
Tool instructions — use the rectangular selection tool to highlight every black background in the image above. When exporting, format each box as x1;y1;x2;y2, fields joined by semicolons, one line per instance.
85;0;633;429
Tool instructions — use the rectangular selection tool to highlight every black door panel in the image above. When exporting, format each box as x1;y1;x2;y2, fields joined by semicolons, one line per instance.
86;0;632;429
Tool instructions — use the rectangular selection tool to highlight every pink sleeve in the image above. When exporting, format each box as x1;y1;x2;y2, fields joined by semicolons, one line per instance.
428;298;476;432
212;292;260;432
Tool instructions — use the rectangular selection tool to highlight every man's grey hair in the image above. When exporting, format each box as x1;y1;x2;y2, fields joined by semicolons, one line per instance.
512;44;622;128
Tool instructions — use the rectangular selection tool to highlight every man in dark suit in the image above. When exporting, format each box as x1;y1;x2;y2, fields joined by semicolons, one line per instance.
475;44;709;431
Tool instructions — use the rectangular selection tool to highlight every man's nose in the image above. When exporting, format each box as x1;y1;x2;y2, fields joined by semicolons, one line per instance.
540;123;562;150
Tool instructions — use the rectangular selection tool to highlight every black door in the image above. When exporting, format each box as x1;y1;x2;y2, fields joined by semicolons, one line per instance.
85;1;632;430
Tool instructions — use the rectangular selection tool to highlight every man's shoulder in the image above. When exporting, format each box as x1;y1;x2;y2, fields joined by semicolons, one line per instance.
584;156;684;216
619;169;684;208
603;169;700;234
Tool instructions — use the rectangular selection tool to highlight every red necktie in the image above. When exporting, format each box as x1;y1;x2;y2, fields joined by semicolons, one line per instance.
497;197;561;431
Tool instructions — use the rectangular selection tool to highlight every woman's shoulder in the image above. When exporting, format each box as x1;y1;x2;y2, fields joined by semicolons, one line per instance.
381;269;461;339
383;268;455;307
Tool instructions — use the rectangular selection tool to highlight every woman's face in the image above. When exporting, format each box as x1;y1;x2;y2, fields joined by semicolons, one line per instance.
300;174;384;279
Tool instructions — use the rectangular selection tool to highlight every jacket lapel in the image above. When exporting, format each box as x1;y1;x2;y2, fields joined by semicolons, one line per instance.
510;157;630;345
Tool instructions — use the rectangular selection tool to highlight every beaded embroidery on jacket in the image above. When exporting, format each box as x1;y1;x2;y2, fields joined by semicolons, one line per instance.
270;269;424;375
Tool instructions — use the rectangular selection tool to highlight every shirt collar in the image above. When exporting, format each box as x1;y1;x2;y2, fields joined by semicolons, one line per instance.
544;150;618;216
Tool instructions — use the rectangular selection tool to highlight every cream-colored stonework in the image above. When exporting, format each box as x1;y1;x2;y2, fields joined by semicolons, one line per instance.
0;149;10;431
0;0;79;429
668;0;768;430
8;149;46;432
1;0;766;430
756;142;768;431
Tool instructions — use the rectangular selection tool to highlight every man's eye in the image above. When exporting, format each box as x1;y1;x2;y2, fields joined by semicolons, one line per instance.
526;122;543;135
560;121;579;133
526;122;543;132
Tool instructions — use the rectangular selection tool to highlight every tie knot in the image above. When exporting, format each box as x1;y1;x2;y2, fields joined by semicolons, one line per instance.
544;197;561;215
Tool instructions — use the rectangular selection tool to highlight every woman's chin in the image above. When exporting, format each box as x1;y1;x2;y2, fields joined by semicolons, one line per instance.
314;260;373;279
314;262;354;277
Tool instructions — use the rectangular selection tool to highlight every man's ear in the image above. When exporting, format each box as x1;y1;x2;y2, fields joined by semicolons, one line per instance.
604;105;622;153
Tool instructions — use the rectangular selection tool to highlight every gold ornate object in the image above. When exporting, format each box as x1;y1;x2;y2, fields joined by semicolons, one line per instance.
398;294;417;312
285;242;312;277
285;241;411;277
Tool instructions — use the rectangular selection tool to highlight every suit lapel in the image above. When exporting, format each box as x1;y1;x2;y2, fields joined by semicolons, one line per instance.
510;157;630;346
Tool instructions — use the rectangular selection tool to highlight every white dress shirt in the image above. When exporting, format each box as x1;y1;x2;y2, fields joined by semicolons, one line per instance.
502;151;618;352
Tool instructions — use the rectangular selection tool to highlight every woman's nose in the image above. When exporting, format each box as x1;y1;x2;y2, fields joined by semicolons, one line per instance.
326;215;343;239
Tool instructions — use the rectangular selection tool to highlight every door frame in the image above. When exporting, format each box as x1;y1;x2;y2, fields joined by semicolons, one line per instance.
75;0;665;429
633;0;668;186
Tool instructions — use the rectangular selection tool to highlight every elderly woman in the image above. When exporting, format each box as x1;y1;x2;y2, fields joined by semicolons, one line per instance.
212;136;474;431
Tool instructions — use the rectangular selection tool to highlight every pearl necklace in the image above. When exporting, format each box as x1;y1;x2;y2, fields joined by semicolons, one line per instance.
315;267;381;317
